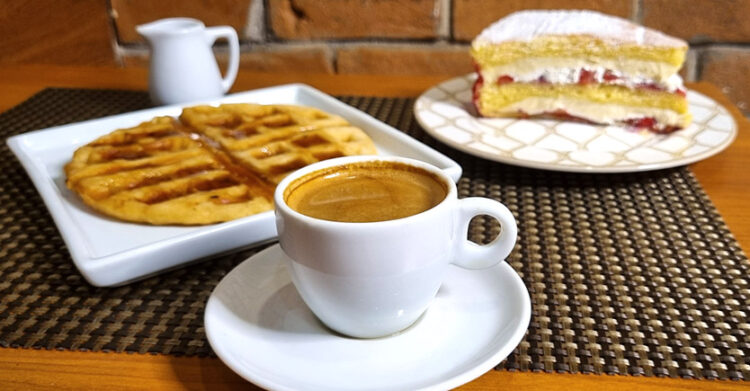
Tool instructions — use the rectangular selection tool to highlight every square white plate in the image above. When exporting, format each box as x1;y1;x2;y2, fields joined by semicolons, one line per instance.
7;84;462;287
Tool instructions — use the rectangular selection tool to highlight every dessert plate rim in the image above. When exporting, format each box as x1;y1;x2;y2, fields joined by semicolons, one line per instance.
414;73;737;174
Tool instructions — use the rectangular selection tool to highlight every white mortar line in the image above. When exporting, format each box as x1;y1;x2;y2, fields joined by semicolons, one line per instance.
435;0;451;40
245;0;266;42
632;0;644;23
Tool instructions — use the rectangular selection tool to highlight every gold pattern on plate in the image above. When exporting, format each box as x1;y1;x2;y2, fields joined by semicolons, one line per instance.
414;74;737;173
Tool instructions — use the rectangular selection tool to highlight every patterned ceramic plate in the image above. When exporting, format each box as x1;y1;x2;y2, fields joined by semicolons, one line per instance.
415;74;737;173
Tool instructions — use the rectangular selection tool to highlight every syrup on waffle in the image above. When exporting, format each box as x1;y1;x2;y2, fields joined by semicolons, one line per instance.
65;105;377;225
180;104;377;184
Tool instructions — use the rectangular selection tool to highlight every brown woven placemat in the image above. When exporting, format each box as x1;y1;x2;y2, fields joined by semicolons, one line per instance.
1;88;748;380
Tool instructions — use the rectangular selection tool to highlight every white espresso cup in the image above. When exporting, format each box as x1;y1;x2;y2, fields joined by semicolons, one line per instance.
274;156;517;338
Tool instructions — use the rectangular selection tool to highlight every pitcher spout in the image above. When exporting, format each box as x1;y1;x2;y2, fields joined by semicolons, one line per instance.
136;17;205;40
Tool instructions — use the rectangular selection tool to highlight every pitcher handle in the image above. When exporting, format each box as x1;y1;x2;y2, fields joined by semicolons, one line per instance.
205;26;239;93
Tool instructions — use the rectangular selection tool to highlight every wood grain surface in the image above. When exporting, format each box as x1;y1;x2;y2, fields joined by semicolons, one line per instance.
0;65;748;391
2;348;748;391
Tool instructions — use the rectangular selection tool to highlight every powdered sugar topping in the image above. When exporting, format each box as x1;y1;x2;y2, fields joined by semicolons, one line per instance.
473;10;687;48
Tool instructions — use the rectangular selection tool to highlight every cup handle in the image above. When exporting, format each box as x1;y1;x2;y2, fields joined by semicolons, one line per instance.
205;26;239;93
452;197;517;269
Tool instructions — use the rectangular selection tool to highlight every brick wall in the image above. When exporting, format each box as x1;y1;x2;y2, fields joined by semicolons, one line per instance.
1;0;748;112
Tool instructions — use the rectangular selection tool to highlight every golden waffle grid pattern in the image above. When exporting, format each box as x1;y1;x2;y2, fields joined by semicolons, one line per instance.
414;74;737;173
0;89;748;380
64;103;376;225
180;104;377;184
64;116;274;225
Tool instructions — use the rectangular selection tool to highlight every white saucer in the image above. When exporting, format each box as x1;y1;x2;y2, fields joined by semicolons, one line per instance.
204;244;531;391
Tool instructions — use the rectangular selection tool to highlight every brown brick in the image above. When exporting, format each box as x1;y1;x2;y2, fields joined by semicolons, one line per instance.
269;0;439;40
643;0;750;42
700;47;750;113
112;0;252;44
453;0;633;41
123;45;334;74
337;45;472;76
239;45;334;73
0;0;115;66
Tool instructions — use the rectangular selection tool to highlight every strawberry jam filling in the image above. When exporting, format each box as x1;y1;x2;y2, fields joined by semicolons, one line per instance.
513;110;680;133
496;75;514;85
578;69;597;84
622;118;681;134
472;72;484;115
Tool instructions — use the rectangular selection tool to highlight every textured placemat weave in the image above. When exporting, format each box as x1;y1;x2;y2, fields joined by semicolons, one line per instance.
1;89;748;380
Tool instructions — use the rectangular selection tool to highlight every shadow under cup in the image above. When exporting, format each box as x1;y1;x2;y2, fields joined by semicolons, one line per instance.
274;156;516;338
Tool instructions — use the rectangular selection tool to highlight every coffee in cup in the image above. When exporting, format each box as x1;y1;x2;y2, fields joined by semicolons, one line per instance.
274;156;517;338
284;160;447;223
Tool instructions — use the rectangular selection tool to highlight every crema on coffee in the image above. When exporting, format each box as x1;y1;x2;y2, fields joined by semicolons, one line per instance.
284;161;447;222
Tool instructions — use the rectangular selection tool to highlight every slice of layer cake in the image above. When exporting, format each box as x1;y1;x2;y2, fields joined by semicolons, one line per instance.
470;10;691;133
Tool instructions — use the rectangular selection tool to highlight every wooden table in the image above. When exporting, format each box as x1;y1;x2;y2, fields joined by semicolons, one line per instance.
0;65;748;391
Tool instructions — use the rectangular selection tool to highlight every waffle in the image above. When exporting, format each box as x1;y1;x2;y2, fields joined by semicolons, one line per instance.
180;104;377;183
65;105;377;225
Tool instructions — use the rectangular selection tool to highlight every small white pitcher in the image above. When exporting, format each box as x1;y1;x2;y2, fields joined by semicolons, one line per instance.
137;18;239;105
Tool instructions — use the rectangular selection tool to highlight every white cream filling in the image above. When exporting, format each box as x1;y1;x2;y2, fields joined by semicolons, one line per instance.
485;97;688;127
479;57;683;90
503;68;684;93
